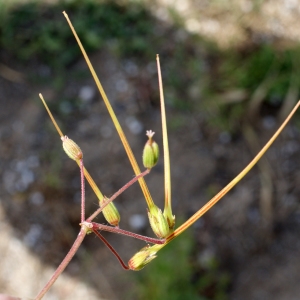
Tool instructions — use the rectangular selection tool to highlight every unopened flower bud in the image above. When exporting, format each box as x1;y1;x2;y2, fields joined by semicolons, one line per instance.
128;245;159;271
101;197;120;226
61;136;83;160
148;204;170;238
143;130;159;169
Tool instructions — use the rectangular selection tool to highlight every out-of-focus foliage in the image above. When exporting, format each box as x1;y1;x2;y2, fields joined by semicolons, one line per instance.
131;230;230;300
1;0;300;132
203;45;300;131
0;0;207;113
0;0;158;66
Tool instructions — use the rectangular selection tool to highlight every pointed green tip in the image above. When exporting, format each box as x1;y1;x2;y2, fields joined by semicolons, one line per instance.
143;130;159;169
62;136;83;161
128;245;159;271
101;200;121;226
148;204;170;238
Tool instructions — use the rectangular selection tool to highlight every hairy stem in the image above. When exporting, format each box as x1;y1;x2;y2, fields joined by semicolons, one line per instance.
87;169;150;222
35;226;88;300
92;222;165;244
92;229;129;270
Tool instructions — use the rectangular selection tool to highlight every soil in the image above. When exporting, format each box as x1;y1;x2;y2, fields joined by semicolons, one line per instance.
1;1;300;299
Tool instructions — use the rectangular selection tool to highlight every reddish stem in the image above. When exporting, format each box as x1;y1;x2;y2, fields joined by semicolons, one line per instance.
35;226;88;300
92;229;129;270
87;169;150;222
36;169;151;298
92;222;165;244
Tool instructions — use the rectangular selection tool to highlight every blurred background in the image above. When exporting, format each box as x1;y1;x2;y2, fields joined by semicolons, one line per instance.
1;0;300;299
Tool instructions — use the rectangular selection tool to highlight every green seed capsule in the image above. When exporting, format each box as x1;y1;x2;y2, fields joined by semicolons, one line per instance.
128;245;158;271
148;204;170;238
143;130;159;169
61;136;83;161
101;197;120;227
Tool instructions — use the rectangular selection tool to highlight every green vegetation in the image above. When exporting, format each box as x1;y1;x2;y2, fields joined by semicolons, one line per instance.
131;230;230;300
1;0;300;130
0;0;158;66
0;0;206;111
202;45;300;131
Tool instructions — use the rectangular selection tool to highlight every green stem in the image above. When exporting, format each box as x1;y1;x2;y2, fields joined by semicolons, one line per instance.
156;55;174;229
161;100;300;247
87;169;150;222
63;11;155;211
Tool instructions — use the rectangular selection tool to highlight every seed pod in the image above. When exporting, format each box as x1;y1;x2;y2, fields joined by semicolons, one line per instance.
148;204;170;238
101;197;120;227
164;211;176;231
61;136;83;160
143;130;159;169
128;245;158;271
